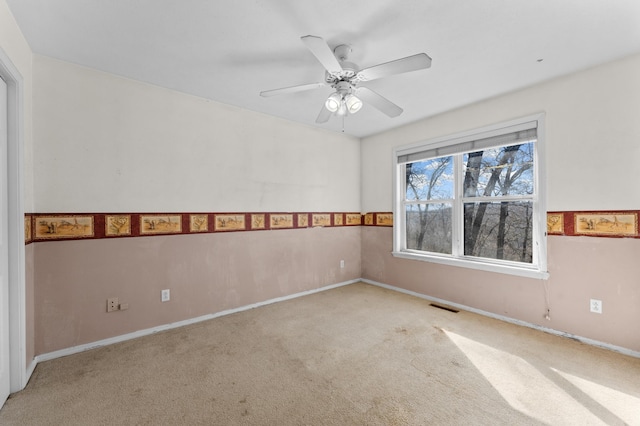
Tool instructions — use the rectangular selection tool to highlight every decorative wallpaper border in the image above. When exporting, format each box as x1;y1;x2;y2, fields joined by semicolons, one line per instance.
363;212;394;227
547;210;640;238
24;212;366;243
24;210;640;244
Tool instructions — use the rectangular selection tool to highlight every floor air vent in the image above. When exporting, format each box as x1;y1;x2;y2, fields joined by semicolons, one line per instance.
429;303;459;313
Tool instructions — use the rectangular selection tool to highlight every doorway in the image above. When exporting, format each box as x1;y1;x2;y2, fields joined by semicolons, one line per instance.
0;74;9;408
0;47;27;410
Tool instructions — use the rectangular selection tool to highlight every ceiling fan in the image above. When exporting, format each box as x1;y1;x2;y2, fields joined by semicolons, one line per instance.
260;35;432;123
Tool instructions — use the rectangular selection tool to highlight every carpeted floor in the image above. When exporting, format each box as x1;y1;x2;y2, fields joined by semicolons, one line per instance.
1;282;639;425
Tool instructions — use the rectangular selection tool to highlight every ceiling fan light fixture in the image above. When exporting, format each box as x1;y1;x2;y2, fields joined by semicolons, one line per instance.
345;94;363;113
336;102;347;116
325;93;341;112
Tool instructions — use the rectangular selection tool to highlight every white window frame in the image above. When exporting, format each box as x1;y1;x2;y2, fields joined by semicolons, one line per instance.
392;114;548;279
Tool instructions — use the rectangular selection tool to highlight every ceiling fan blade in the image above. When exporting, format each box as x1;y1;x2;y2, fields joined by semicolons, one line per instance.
260;82;325;97
357;87;403;117
316;104;332;123
301;35;343;76
356;53;432;82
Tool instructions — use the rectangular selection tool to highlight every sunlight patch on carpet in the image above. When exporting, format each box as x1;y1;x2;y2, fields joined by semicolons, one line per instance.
551;367;640;425
444;330;603;424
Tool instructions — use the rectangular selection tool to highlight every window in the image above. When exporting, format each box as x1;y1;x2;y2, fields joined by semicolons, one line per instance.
393;115;548;279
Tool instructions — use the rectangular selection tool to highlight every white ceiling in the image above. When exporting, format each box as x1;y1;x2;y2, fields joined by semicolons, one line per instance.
7;0;640;137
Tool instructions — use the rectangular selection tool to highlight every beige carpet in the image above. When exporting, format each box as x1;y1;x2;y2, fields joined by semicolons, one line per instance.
2;282;639;425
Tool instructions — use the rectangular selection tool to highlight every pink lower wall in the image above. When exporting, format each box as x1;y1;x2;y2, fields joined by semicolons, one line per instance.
30;220;640;357
33;226;361;355
362;226;640;353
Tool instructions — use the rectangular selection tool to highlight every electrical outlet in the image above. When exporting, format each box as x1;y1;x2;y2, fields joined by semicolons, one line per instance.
340;260;345;268
590;299;602;314
107;297;119;313
161;289;170;302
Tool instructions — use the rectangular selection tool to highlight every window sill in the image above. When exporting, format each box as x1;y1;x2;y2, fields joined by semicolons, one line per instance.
391;250;550;280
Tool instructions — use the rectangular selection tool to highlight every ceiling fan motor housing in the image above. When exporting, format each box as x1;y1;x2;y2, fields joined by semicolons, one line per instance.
324;44;358;83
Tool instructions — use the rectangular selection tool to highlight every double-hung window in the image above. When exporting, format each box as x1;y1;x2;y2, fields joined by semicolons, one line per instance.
393;115;548;279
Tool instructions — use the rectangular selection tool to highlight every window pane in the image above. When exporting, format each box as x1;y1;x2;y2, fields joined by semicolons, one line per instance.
406;203;452;254
463;201;533;263
405;156;453;201
463;142;534;197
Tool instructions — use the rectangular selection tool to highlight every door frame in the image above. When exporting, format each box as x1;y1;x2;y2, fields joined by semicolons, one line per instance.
0;47;27;394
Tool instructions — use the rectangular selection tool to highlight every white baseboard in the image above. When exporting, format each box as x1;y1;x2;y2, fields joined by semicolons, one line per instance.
362;278;640;359
25;358;37;382
35;279;360;364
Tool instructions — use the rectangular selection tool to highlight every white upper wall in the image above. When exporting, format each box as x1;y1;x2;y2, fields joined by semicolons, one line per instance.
33;56;360;213
28;48;640;214
361;53;640;212
0;0;33;212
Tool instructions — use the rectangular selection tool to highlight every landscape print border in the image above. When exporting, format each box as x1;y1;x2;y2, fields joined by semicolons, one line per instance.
573;212;637;237
547;210;640;238
26;212;364;243
25;210;640;244
33;215;94;240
